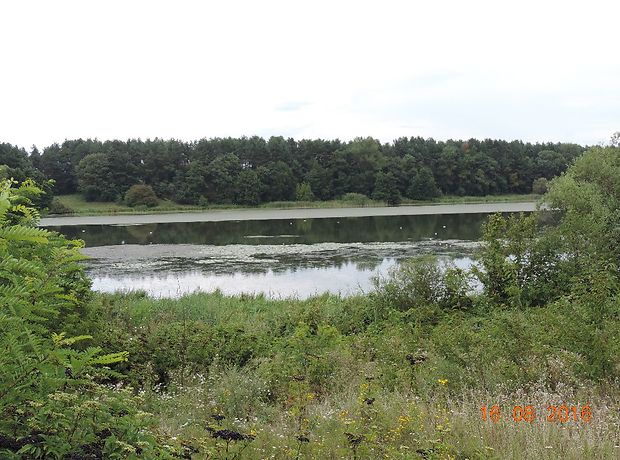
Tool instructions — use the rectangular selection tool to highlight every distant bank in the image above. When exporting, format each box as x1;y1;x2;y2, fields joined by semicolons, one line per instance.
40;202;538;227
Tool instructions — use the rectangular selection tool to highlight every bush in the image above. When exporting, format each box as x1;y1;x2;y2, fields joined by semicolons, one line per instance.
198;196;209;207
295;182;315;201
124;184;159;207
47;197;74;215
372;257;472;322
0;179;178;458
341;193;371;206
532;177;549;194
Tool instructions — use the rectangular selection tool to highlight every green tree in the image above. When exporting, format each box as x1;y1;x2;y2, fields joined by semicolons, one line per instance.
76;153;118;201
306;162;331;200
173;160;208;204
295;182;315;201
125;184;159;207
407;167;440;200
0;143;41;185
532;177;549;194
372;172;401;206
535;149;567;179
205;154;242;203
258;161;296;202
234;169;264;205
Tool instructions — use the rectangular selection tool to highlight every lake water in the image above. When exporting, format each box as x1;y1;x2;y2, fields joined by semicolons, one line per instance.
49;213;495;299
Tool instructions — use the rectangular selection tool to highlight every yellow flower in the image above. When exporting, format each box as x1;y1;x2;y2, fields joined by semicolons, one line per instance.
437;378;448;386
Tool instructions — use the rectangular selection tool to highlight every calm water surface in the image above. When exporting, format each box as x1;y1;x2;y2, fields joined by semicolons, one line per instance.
50;213;495;298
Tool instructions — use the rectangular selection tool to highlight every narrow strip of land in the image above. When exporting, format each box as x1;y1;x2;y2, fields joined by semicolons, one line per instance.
39;202;537;227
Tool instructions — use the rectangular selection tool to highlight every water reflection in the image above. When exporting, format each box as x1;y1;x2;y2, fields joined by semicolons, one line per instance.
91;257;475;299
50;213;492;247
48;214;492;299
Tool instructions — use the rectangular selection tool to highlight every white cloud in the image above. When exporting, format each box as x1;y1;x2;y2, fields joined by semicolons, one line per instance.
1;0;618;149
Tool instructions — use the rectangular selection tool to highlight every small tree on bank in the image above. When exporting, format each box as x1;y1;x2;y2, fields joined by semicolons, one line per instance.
125;184;159;207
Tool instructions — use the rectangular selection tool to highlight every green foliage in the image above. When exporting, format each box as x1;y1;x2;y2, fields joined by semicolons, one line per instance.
205;153;242;204
407;166;441;200
39;145;619;458
372;172;401;206
173;159;208;204
125;184;159;208
340;192;370;206
47;197;74;215
235;169;263;206
544;146;620;266
372;257;472;322
10;135;583;205
76;153;118;202
295;181;315;202
0;179;177;458
257;161;296;202
76;150;140;202
5;145;619;457
532;176;549;194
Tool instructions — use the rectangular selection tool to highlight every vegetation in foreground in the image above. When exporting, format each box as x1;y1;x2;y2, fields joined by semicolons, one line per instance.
48;192;539;216
1;145;620;458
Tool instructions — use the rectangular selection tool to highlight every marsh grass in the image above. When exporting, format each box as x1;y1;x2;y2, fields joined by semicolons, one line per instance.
51;193;539;216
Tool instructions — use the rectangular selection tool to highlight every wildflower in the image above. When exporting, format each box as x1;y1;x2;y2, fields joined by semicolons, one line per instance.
437;378;448;386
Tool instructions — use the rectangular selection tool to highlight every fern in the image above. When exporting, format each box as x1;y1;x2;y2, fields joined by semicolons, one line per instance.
88;351;130;366
0;225;49;245
0;179;173;457
0;257;45;277
51;332;93;347
0;283;30;299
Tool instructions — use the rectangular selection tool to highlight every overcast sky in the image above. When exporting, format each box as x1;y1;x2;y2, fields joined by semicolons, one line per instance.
1;0;618;150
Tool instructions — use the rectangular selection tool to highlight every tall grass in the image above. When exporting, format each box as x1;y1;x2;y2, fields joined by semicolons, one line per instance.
89;287;620;458
51;193;539;216
148;367;619;459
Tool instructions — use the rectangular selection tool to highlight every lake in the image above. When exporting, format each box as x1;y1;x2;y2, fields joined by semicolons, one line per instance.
46;210;508;299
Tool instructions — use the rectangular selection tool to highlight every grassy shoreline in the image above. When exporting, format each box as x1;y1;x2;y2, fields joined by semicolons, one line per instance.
51;193;540;216
87;288;620;459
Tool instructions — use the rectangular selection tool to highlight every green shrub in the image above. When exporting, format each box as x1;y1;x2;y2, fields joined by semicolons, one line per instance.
372;257;472;322
0;179;178;458
124;184;159;207
198;195;209;207
341;192;370;206
532;177;549;194
47;196;74;215
295;182;315;201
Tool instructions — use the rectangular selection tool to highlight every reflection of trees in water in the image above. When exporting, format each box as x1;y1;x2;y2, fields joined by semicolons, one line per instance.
125;223;158;243
53;213;493;248
294;219;313;234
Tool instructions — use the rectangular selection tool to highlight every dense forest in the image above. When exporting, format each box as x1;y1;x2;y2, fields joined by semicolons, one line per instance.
1;136;584;207
2;146;620;458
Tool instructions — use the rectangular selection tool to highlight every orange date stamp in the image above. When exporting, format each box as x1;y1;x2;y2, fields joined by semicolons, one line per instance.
480;404;592;423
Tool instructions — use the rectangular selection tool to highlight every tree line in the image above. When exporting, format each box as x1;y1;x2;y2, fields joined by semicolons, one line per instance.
1;136;585;206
